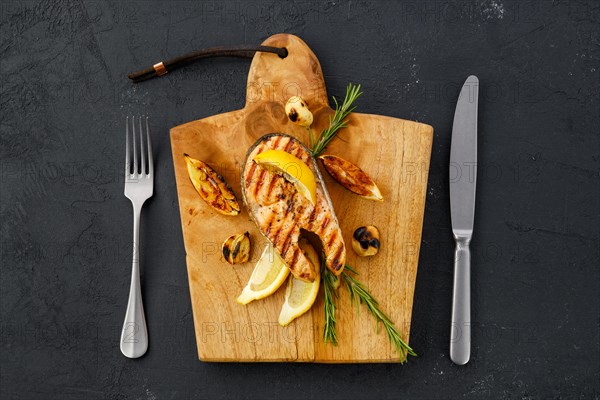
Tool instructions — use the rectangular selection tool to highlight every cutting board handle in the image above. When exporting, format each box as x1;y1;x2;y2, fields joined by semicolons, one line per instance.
245;34;329;109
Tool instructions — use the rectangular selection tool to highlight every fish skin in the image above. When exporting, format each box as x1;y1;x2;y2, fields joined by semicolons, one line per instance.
242;134;346;282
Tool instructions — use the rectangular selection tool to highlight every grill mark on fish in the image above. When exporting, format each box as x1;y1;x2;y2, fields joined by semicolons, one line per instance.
245;142;266;188
245;163;256;188
290;246;301;267
330;246;344;271
253;168;267;198
326;229;338;249
283;198;314;258
290;144;303;159
277;136;289;149
278;195;311;258
255;169;278;204
281;232;294;257
264;173;278;198
310;199;328;228
264;214;275;236
269;203;296;247
307;207;317;225
270;227;281;248
271;135;283;149
286;198;295;214
293;143;310;163
278;208;299;256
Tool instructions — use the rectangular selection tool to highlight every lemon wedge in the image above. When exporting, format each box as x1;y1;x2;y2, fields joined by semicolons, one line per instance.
237;244;290;305
253;150;317;205
278;240;321;326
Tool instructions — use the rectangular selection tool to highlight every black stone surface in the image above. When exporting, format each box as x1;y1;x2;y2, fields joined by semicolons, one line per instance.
1;1;599;399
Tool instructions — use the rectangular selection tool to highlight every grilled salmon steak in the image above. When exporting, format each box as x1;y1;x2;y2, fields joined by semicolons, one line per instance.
242;134;346;282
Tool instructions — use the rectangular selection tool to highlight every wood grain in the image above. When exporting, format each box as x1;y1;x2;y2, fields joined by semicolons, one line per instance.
170;34;433;362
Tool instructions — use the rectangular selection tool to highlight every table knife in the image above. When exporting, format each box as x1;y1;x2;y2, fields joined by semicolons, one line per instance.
449;75;479;365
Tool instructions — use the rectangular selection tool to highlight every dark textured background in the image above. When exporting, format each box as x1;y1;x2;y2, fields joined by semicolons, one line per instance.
1;0;599;399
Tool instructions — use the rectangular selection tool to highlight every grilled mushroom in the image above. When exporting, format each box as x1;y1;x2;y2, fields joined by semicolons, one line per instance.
352;226;380;257
223;232;251;264
285;96;313;127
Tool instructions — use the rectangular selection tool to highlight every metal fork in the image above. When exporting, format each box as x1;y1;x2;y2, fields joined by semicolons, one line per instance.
120;116;153;358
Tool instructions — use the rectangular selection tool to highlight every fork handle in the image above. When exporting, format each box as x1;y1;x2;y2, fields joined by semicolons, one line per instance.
120;204;148;358
450;239;471;365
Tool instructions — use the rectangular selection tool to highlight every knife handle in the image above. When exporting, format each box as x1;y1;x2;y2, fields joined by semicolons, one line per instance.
450;238;471;365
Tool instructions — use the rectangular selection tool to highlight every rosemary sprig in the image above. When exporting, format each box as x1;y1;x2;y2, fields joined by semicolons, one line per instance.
321;268;339;344
311;83;362;158
342;265;417;361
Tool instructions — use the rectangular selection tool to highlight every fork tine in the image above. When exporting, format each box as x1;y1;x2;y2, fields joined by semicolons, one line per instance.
125;116;131;175
139;116;146;175
146;117;153;176
132;116;138;174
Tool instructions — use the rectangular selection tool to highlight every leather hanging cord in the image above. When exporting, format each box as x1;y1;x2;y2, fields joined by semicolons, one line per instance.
128;45;288;83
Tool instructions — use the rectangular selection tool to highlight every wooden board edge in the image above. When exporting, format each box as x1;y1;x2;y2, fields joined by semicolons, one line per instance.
349;111;434;135
402;122;434;341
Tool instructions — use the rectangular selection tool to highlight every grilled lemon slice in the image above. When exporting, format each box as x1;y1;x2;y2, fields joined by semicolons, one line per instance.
184;154;240;215
319;154;383;201
278;240;321;326
237;244;290;305
253;150;317;205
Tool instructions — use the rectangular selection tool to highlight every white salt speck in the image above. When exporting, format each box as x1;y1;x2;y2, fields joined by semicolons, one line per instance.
146;388;157;400
482;0;505;20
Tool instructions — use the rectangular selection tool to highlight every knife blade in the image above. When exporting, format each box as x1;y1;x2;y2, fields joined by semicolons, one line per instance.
449;75;478;365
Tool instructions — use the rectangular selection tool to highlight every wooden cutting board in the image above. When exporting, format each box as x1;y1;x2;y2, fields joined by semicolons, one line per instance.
170;34;433;362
